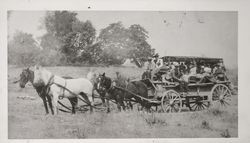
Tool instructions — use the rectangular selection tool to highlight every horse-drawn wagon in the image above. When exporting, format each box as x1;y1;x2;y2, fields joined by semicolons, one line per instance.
18;55;233;114
140;56;232;113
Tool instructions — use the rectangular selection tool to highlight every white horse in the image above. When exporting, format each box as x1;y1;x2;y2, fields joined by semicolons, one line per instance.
33;65;94;114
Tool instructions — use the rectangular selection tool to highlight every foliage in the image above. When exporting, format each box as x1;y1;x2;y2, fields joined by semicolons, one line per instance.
8;31;40;66
40;33;62;51
79;42;103;64
9;11;155;66
34;49;66;66
128;24;155;62
98;22;130;65
98;22;154;65
43;11;77;39
43;11;97;64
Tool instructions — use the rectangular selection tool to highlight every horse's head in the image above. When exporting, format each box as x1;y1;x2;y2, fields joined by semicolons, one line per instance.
19;68;32;88
96;72;112;92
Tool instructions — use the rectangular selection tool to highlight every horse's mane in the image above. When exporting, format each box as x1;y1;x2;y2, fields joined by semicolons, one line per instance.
114;72;127;88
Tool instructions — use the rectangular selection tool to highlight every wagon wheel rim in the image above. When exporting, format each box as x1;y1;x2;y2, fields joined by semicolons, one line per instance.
211;84;232;107
189;97;209;111
161;90;182;113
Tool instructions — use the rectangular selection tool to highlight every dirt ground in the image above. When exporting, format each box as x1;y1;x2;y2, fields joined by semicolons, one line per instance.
8;66;238;138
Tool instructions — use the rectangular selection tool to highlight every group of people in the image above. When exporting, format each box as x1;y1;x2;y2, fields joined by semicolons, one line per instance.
144;54;228;85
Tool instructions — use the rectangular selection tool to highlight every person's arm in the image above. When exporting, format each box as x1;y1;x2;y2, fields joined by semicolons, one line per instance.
159;59;163;67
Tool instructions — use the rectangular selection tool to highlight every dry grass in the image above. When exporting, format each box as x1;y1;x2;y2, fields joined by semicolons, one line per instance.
8;66;238;138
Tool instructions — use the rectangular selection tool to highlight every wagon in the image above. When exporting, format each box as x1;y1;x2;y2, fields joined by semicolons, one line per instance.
140;56;232;113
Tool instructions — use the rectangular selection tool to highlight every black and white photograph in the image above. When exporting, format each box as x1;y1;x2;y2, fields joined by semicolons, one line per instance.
7;11;238;139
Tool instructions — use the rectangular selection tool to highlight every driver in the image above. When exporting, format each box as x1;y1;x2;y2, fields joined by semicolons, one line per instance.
151;53;163;80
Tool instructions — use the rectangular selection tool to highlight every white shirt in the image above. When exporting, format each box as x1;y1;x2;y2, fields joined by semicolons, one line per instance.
152;58;163;68
156;59;163;68
190;67;197;75
204;67;212;74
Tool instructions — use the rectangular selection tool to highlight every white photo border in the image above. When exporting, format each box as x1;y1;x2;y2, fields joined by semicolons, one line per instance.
1;0;249;143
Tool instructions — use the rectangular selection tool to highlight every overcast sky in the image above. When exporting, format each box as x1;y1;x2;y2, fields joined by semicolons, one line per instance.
8;11;237;68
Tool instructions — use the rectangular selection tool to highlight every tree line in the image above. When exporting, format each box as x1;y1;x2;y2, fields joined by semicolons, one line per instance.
8;11;155;66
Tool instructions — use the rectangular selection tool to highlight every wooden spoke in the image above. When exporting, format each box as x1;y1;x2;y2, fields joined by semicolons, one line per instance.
189;97;209;111
211;84;232;108
161;90;182;113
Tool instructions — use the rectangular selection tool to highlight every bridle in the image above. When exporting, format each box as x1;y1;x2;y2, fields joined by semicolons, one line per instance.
99;76;113;93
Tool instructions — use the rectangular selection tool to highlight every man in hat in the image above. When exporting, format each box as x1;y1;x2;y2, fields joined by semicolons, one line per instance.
213;62;228;81
142;58;154;79
152;53;163;68
151;53;163;80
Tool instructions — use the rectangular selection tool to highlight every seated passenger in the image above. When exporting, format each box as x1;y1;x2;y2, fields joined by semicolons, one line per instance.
179;62;187;74
204;65;212;75
214;64;228;81
197;65;216;83
161;67;173;84
189;64;197;76
179;70;189;92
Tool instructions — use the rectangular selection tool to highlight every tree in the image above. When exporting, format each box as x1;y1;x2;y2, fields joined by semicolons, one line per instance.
79;42;103;64
128;24;155;66
43;11;77;39
98;22;154;66
8;31;40;66
98;22;130;65
40;33;62;51
42;11;97;64
61;20;97;63
72;20;96;46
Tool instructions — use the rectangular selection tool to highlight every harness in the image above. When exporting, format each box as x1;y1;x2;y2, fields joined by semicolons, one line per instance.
42;75;68;99
59;80;67;99
41;74;55;96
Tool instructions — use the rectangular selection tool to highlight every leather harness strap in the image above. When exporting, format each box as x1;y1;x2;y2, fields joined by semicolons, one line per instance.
41;74;54;96
59;80;67;99
45;75;68;100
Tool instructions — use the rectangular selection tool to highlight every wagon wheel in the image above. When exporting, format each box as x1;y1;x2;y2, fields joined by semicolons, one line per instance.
211;84;232;107
189;96;209;111
161;90;182;113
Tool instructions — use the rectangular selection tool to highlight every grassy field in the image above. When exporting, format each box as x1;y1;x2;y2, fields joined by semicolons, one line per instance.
8;66;238;138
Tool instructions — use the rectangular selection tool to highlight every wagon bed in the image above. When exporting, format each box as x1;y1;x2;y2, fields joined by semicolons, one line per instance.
141;77;232;113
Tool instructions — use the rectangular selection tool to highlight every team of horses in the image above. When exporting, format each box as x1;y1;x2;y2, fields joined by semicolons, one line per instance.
19;66;151;115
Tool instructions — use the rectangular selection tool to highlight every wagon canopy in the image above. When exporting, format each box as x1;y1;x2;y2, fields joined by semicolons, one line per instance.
162;56;223;65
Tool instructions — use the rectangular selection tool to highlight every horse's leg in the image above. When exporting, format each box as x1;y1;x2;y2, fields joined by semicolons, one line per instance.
92;89;95;103
41;95;49;115
80;93;93;113
116;97;122;112
47;95;54;115
36;88;49;115
52;94;59;115
117;102;121;112
120;96;126;111
100;92;106;107
106;99;110;113
129;101;133;110
69;97;78;114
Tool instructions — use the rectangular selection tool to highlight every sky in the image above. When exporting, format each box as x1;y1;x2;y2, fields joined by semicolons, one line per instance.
8;11;237;68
